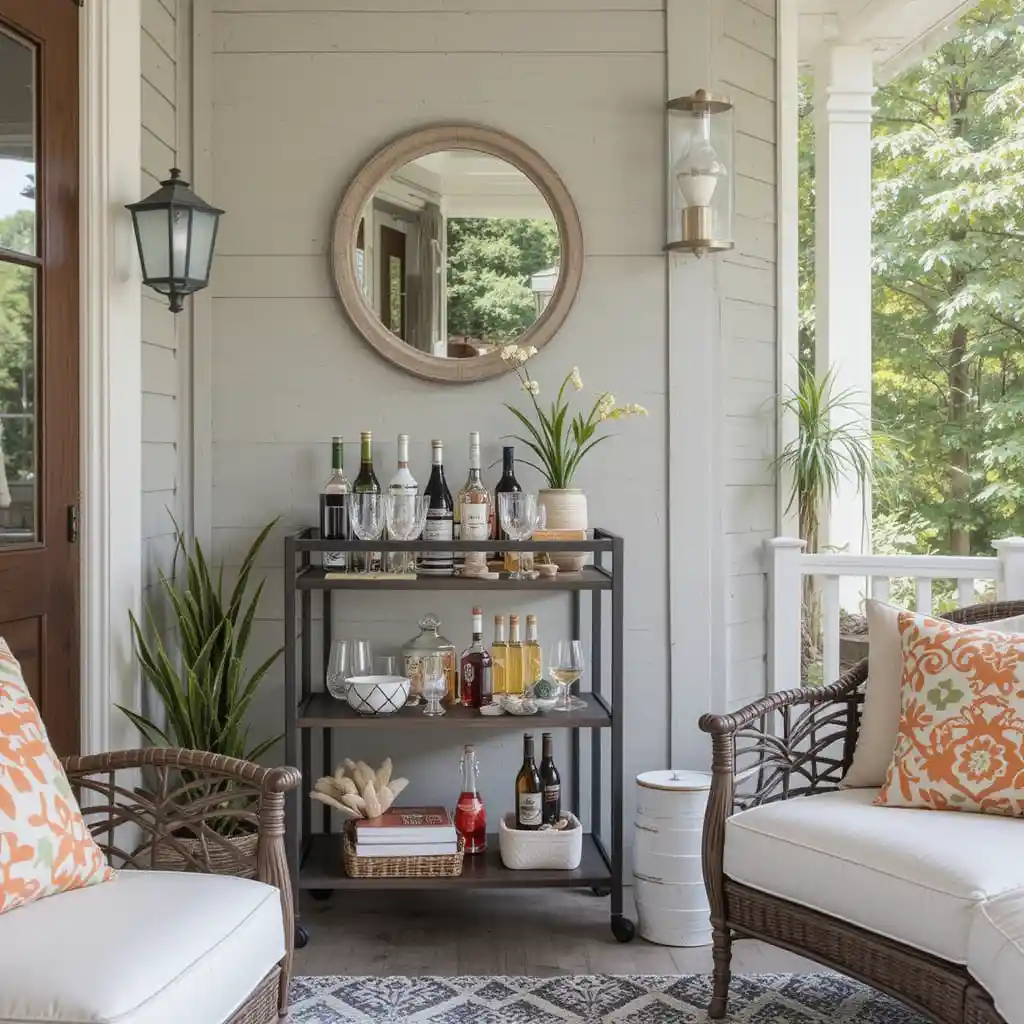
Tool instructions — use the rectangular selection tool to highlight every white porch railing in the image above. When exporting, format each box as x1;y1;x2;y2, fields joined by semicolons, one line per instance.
767;537;1024;691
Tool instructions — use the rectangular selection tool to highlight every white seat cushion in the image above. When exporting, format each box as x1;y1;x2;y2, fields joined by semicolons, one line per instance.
724;788;1024;963
0;870;285;1024
969;889;1024;1024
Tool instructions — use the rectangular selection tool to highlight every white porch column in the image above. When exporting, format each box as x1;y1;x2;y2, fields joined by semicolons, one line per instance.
814;45;875;586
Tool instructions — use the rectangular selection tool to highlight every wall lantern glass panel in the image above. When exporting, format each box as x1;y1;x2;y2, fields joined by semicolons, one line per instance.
666;91;734;255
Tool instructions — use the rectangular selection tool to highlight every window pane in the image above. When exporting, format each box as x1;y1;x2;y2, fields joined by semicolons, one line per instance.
0;262;36;544
0;28;36;257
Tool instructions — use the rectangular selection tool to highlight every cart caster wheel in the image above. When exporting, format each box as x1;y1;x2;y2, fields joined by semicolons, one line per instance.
591;886;611;898
309;889;333;902
611;916;636;943
295;923;310;949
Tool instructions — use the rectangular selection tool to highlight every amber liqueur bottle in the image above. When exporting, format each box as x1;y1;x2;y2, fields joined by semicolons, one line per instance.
459;606;493;708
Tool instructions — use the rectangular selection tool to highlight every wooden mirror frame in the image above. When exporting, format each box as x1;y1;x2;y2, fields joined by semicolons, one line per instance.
331;124;584;384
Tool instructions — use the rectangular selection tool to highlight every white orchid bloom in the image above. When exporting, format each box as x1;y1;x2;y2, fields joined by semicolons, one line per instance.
523;379;540;396
500;344;518;361
570;367;583;392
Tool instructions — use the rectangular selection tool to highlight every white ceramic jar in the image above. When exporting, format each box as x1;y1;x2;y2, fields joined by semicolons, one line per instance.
633;769;712;947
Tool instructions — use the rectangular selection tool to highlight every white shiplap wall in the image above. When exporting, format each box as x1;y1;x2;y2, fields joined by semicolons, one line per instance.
195;0;777;837
141;0;187;596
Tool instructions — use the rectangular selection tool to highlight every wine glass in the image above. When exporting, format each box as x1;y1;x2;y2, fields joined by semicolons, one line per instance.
549;639;587;712
499;492;540;580
348;493;385;574
326;638;373;699
385;493;428;574
420;652;447;717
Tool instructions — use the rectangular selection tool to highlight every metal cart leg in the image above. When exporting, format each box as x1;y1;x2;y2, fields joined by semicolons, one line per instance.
571;589;581;819
284;537;300;907
610;535;635;942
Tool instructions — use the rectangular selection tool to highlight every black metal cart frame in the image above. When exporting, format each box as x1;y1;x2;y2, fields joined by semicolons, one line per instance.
283;528;634;944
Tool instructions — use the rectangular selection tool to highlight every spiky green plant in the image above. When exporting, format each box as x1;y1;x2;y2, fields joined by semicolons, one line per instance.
119;519;283;796
773;365;884;554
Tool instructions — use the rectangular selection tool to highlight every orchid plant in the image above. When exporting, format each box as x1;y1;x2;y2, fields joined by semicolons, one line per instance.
500;344;647;489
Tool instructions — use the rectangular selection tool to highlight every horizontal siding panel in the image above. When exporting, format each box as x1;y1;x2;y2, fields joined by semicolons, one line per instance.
734;0;776;17
143;293;178;350
721;260;776;308
725;484;776;533
727;619;767;664
724;297;776;344
142;29;176;103
142;0;177;58
734;212;776;262
143;441;178;493
732;86;776;144
719;36;775;99
143;393;178;444
728;656;767;709
736;132;775;187
726;414;773;462
726;338;775;382
726;529;772;575
158;0;178;18
214;0;662;9
728;573;766;626
141;127;175;183
143;489;178;540
142;79;176;150
725;457;773;487
214;12;665;53
214;255;334;298
723;0;776;58
735;173;776;223
143;342;178;397
143;534;178;591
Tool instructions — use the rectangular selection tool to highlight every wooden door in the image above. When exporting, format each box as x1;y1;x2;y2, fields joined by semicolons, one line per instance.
379;225;406;340
0;1;80;754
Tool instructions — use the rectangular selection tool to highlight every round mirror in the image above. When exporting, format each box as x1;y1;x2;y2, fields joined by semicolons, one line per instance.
332;125;583;383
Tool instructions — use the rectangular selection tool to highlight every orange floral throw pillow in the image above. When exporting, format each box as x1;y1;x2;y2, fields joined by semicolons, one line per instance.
0;639;112;913
876;611;1024;816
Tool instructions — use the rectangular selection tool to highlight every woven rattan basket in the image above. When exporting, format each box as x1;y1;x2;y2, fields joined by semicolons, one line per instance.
152;831;259;878
342;824;465;879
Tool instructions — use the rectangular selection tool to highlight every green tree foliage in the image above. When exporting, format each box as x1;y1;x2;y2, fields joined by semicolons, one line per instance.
446;217;559;343
802;0;1024;555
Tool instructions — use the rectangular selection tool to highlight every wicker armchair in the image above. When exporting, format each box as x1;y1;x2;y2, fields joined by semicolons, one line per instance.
61;748;301;1023
699;601;1019;1024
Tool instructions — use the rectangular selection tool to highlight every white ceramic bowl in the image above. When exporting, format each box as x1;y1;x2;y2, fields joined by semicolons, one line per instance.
345;675;411;716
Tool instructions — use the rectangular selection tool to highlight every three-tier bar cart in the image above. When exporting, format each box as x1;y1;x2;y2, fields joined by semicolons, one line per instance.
283;528;634;946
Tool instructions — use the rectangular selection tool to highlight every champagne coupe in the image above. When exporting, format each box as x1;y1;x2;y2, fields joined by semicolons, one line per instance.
420;652;447;717
326;638;373;699
385;493;428;574
549;639;587;712
499;492;540;580
348;493;386;574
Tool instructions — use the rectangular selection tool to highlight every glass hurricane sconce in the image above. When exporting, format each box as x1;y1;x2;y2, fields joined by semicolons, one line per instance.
666;91;734;256
127;169;224;313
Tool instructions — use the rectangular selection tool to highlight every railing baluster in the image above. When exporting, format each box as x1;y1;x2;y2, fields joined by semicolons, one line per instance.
915;577;933;615
958;578;975;608
871;576;891;604
822;576;841;686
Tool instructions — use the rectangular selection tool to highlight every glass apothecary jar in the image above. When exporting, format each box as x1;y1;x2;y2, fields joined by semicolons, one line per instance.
402;613;458;704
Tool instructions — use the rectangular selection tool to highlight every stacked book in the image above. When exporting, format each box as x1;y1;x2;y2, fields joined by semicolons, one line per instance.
354;806;459;858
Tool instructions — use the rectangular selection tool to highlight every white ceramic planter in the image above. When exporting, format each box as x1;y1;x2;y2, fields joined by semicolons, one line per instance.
633;769;712;947
538;488;588;572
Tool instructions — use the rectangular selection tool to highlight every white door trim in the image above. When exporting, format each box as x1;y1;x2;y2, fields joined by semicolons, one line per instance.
80;0;143;755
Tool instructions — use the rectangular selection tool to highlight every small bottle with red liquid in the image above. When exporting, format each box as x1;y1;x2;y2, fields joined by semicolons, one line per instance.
455;743;487;854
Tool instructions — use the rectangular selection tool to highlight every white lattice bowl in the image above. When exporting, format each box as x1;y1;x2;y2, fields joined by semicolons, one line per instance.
345;675;411;715
498;812;583;870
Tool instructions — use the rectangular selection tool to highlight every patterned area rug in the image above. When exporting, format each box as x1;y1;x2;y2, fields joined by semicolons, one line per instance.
288;973;928;1022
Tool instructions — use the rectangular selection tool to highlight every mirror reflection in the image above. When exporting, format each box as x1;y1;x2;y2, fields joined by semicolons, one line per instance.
355;150;561;360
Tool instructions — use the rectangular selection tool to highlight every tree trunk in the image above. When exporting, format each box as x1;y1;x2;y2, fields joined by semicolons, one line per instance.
948;314;971;555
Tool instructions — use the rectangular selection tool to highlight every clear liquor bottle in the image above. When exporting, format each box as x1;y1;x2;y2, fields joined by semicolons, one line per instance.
387;433;418;571
459;606;493;708
321;435;350;572
524;614;542;689
353;430;381;572
456;431;491;572
505;614;526;696
420;440;454;576
455;744;486;854
491;614;508;696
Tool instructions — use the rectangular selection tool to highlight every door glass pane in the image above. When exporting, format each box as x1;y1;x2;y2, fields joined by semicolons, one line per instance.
0;28;36;257
0;263;36;544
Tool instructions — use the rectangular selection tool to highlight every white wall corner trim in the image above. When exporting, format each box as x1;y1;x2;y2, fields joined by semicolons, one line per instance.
81;0;143;754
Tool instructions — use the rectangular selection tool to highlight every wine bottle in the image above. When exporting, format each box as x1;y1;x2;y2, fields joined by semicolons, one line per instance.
459;606;493;708
456;431;491;572
420;439;454;576
506;614;525;696
352;430;381;572
455;743;487;855
524;614;542;689
540;732;561;825
515;733;543;830
491;614;508;696
387;433;418;571
321;436;350;572
493;445;522;558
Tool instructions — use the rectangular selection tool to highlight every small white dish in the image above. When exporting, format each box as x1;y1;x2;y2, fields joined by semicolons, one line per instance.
500;695;539;716
345;675;411;716
479;702;506;716
537;564;558;578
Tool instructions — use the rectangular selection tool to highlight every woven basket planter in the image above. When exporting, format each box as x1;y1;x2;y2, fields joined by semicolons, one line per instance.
152;830;259;878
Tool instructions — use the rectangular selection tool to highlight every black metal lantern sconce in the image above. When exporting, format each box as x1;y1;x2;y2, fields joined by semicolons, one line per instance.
127;169;224;313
